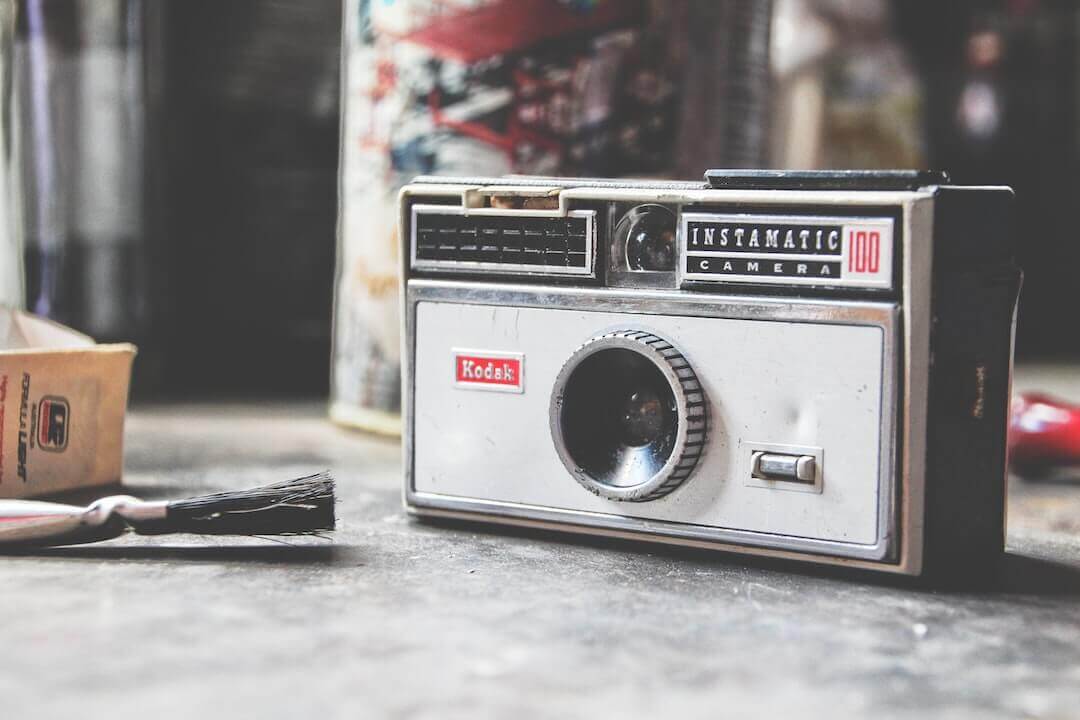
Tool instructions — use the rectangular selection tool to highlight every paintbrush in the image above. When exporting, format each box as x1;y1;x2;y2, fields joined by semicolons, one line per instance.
0;472;335;547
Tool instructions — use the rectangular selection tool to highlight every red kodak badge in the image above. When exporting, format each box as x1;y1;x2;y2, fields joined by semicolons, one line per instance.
454;350;524;393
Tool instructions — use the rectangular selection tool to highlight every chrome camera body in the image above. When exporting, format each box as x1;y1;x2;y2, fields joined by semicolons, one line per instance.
399;170;1020;579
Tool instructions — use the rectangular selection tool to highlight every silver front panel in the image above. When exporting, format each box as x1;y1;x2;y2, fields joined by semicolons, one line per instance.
405;281;899;561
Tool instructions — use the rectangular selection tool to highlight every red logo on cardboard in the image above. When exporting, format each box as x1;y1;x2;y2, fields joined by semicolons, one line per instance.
37;396;70;452
454;351;524;393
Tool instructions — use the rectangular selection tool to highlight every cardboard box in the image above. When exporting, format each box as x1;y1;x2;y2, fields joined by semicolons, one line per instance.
0;308;135;498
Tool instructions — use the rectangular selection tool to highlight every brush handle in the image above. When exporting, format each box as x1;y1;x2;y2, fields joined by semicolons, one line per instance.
0;496;167;547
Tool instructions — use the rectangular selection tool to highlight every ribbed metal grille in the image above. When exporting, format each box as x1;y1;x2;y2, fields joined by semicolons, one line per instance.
415;212;589;270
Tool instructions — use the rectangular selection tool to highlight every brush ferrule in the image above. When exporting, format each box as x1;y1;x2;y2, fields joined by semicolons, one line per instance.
83;496;140;527
115;500;169;523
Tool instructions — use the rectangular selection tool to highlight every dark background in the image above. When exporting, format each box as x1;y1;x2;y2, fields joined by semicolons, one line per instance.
895;0;1079;360
20;0;1080;397
143;0;341;397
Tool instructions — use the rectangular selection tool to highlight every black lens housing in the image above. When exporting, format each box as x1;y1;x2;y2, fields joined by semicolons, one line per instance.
559;347;679;489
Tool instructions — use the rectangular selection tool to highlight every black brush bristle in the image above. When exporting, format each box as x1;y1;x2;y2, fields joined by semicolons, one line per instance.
152;472;336;536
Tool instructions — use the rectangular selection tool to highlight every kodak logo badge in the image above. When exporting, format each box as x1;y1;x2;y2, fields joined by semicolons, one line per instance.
454;350;524;393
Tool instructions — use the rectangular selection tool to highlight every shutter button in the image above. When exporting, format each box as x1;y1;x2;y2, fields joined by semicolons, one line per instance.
751;452;816;483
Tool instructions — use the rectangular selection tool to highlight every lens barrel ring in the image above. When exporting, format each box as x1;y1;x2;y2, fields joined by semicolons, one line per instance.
550;330;707;502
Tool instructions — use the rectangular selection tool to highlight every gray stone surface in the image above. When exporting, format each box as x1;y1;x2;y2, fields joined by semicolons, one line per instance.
1;395;1079;720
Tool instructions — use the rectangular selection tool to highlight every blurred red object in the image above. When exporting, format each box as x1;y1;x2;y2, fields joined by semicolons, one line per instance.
1009;393;1080;476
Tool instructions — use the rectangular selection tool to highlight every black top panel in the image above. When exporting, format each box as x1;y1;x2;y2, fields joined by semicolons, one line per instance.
704;169;951;191
411;174;705;191
412;170;952;193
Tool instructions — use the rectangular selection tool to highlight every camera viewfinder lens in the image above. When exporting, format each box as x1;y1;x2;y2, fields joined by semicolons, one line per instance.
618;204;677;272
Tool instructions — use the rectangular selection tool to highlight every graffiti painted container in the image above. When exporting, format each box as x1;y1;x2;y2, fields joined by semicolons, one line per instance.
330;0;772;433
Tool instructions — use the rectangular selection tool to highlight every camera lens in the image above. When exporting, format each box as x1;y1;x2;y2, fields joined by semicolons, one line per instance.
561;348;677;489
550;330;706;502
617;204;677;272
618;388;667;446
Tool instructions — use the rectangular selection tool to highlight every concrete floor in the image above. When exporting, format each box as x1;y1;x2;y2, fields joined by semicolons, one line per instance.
1;384;1079;719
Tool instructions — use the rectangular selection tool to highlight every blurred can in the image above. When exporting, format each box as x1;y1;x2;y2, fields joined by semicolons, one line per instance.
330;0;773;433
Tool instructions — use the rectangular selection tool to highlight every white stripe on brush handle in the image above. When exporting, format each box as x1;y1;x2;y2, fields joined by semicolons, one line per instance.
0;496;167;546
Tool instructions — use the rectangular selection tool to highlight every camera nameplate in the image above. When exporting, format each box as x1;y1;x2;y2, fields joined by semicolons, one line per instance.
679;212;895;290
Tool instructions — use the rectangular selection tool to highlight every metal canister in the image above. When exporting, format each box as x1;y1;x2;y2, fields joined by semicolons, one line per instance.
330;0;772;433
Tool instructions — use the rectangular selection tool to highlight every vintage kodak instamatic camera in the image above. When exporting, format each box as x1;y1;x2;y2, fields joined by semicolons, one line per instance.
399;170;1020;579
